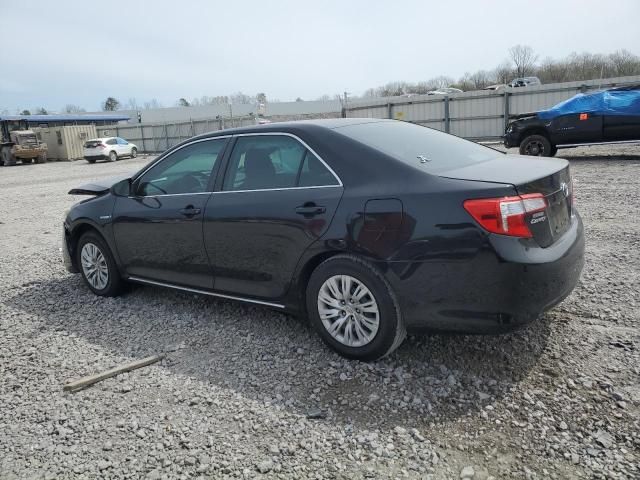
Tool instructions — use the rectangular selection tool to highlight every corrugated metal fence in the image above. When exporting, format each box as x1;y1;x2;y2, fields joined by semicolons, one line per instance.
96;116;258;153
344;75;640;140
97;75;640;152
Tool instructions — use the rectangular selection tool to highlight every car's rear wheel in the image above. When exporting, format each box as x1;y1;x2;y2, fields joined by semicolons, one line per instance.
76;232;123;297
131;147;137;158
306;255;406;361
109;150;118;162
519;134;553;157
86;158;96;164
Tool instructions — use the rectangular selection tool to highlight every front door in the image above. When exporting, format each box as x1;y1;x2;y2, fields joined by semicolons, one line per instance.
112;137;228;288
204;134;343;300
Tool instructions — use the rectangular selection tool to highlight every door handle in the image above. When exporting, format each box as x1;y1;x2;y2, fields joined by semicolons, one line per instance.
295;203;326;216
179;206;201;217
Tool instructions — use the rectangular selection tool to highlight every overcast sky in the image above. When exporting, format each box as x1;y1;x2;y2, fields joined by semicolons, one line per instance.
1;0;639;112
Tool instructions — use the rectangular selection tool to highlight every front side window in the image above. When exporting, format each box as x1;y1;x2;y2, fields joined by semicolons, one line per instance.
117;137;128;145
136;139;226;196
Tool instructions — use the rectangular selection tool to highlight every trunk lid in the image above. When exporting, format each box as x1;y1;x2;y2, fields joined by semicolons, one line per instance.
440;155;572;247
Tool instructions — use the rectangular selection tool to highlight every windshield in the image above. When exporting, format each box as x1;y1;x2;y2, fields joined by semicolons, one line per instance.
334;121;499;173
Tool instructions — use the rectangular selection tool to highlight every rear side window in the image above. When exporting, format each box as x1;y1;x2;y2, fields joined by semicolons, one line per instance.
299;151;339;187
224;135;340;191
335;121;497;173
105;138;117;145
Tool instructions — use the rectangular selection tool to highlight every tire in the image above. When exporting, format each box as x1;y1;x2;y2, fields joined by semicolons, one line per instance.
1;148;16;166
519;134;553;157
86;158;97;164
130;147;137;158
549;145;558;157
306;254;406;361
109;150;118;162
76;232;124;297
36;153;47;163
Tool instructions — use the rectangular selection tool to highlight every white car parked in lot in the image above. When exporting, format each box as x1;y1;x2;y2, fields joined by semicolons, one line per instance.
83;137;138;163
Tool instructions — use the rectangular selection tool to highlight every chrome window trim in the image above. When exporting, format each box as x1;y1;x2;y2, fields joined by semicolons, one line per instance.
128;192;213;199
212;185;342;195
227;132;343;189
127;276;285;309
131;131;344;198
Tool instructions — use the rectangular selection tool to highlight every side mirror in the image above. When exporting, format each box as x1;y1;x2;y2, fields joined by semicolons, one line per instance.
111;178;132;197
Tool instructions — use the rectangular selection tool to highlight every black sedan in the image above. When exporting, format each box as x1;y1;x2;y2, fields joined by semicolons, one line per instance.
62;119;584;360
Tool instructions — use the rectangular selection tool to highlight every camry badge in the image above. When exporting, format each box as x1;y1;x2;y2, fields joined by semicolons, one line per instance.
560;182;570;197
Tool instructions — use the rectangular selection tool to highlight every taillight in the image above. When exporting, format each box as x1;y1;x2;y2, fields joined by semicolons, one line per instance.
97;143;106;149
463;193;547;238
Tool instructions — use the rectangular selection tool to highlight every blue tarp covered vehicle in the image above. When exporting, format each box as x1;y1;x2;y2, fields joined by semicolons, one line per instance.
538;88;640;120
504;85;640;156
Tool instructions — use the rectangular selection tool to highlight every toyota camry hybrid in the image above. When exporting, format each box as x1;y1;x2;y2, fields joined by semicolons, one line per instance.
62;119;584;360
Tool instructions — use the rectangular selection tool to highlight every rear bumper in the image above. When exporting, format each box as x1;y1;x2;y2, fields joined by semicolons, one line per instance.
387;213;585;334
84;154;108;160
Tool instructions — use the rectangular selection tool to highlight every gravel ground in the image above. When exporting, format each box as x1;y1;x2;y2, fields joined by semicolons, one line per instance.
1;146;639;479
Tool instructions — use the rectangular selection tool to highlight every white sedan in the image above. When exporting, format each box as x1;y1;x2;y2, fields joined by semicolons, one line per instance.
83;137;138;163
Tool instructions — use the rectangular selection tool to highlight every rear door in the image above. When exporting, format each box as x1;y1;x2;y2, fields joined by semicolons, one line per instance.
116;137;130;155
550;113;603;145
112;137;228;288
603;90;640;141
203;133;343;300
105;138;118;156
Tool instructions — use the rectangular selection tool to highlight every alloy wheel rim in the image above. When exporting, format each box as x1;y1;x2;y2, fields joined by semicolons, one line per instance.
80;243;109;290
317;275;380;347
526;140;544;155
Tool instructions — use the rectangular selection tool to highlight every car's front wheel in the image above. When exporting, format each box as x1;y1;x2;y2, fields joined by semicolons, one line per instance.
131;147;137;158
306;255;406;361
76;232;123;296
519;134;554;157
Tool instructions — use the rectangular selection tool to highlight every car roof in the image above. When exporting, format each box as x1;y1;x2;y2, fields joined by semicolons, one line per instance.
196;118;392;139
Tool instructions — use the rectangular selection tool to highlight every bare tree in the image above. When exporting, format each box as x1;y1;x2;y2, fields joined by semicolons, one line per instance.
609;49;640;76
177;98;190;107
124;98;139;111
64;104;85;113
509;45;538;78
256;93;267;104
143;99;162;110
35;107;48;115
229;92;254;104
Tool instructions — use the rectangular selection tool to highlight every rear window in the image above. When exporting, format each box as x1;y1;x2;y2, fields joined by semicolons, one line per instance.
84;140;102;148
335;121;498;173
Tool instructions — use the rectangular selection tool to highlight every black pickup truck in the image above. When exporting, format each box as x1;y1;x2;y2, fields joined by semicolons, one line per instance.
504;85;640;156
